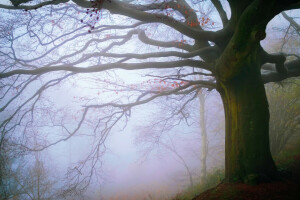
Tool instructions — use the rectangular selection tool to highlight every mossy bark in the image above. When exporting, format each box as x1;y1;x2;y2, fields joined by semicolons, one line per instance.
217;59;277;183
212;0;284;183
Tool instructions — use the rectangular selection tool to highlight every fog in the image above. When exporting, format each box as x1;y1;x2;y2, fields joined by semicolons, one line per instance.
0;1;299;200
43;87;224;199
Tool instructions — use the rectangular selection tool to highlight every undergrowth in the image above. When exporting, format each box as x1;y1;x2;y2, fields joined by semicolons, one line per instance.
172;139;300;200
172;168;224;200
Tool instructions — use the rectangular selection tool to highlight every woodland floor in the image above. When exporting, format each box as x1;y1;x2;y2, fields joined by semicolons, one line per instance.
192;154;300;200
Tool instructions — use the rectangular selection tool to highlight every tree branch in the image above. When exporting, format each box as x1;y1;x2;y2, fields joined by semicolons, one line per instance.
262;59;300;83
281;11;300;34
81;46;219;61
211;0;229;27
102;0;220;42
0;0;69;10
0;60;211;78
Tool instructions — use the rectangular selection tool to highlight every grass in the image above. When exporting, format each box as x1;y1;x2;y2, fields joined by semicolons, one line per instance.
172;168;224;200
276;140;300;161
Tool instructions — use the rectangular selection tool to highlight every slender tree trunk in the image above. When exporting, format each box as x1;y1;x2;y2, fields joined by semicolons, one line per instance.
184;161;194;187
37;170;40;200
217;61;278;183
199;90;207;184
162;138;194;187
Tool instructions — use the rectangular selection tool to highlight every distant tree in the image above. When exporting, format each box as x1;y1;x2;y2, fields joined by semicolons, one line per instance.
266;78;300;157
198;88;208;184
0;0;300;187
0;134;29;200
162;135;195;187
0;135;78;200
135;113;197;188
279;11;300;52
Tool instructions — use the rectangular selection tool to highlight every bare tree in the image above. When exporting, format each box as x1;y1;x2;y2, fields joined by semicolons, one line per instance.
134;87;224;188
278;11;300;52
162;135;195;187
267;78;300;157
0;0;300;189
0;139;72;200
198;88;207;184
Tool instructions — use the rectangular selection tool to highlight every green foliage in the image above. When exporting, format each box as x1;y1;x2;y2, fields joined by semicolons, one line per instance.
173;141;300;200
266;77;300;156
275;138;300;169
172;168;224;200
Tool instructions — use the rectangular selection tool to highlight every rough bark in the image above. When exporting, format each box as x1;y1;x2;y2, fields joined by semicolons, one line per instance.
217;57;278;184
213;0;293;183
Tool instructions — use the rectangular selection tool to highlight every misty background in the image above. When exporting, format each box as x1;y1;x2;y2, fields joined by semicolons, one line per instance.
0;1;299;200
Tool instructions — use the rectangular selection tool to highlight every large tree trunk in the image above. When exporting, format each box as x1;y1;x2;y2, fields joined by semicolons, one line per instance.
217;61;278;183
214;0;281;182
